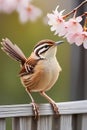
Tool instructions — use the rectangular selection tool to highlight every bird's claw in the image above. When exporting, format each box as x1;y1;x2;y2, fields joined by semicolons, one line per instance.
50;103;59;116
31;102;39;119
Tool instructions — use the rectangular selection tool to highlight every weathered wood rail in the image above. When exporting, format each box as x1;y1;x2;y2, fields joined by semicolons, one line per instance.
0;100;87;130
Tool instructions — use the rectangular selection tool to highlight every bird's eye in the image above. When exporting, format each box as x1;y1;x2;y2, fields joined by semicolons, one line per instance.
44;45;49;48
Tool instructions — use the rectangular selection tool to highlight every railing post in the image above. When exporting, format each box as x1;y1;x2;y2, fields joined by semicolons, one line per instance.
37;116;53;130
19;117;32;130
12;117;32;130
60;115;72;130
82;114;87;130
12;117;20;130
0;118;6;130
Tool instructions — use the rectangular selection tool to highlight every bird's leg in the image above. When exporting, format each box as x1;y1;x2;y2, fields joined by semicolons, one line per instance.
40;91;59;115
26;88;39;119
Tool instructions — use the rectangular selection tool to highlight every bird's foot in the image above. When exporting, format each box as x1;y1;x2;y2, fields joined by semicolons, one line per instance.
31;101;39;119
50;102;59;116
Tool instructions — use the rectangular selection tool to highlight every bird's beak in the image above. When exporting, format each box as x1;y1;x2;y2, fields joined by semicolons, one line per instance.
55;41;64;46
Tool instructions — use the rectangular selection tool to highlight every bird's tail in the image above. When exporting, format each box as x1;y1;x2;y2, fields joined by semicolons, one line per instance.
1;38;27;65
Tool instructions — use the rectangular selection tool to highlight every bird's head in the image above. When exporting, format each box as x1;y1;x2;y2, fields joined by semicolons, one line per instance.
33;39;63;59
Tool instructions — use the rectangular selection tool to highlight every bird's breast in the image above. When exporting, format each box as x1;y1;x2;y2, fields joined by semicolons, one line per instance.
43;57;62;91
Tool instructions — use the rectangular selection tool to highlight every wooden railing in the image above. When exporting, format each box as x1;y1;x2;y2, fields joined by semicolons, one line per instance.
0;100;87;130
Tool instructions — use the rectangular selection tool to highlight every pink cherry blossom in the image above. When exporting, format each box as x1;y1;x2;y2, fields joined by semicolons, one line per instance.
17;3;42;23
74;33;84;46
0;0;18;13
66;16;83;34
47;4;87;49
65;33;77;44
17;0;31;9
0;0;42;23
65;31;87;48
64;16;86;48
47;6;67;36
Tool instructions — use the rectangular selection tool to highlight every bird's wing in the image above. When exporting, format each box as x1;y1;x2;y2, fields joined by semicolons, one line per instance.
19;58;45;91
19;58;39;76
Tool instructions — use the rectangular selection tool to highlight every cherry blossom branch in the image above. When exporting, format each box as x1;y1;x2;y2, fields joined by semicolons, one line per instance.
47;1;87;49
80;12;87;17
63;0;87;18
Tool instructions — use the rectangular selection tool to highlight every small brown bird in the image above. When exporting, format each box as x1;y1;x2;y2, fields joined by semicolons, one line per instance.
1;38;63;118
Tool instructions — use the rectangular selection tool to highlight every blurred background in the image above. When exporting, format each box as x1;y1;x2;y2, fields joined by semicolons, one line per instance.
0;0;87;107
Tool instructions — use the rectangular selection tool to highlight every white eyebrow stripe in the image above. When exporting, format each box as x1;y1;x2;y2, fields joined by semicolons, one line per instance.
34;43;49;53
38;48;47;55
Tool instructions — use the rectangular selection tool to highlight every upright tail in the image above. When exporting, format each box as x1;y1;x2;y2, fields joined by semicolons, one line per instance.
1;38;27;65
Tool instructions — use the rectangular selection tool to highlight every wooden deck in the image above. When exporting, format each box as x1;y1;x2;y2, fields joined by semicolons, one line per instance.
0;100;87;130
